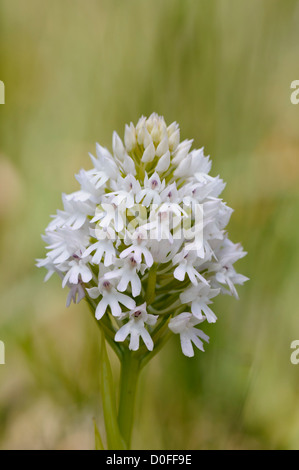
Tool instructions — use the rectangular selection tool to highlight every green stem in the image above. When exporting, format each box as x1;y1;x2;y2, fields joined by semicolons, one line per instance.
117;350;141;449
100;332;127;450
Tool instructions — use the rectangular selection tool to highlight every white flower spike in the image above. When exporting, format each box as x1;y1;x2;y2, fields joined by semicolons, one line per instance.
38;113;248;357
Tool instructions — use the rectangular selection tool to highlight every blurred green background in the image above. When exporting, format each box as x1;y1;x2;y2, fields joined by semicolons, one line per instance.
0;0;299;449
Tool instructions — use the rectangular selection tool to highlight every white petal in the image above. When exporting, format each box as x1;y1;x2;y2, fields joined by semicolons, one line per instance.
109;298;122;317
120;246;133;259
191;334;205;352
66;290;73;307
115;323;131;342
156;151;170;173
81;265;92;283
124;123;136;151
77;285;85;303
140;328;154;351
201;304;217;323
129;330;140;351
142;142;155;163
82;243;97;257
117;293;135;310
117;276;129;292
191;302;204;320
62;271;71;288
146;314;158;326
69;268;80;285
180;333;194;357
113;131;125;161
143;248;153;268
95;298;108;319
131;275;141;297
168;312;191;334
194;328;210;343
187;267;198;285
103;250;115;267
156;136;169;157
87;287;100;299
168;129;180;151
174;264;186;281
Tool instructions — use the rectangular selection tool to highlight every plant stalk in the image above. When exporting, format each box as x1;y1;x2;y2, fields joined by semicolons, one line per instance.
117;350;141;449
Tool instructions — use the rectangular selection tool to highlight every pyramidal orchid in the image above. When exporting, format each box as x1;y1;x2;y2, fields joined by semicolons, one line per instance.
37;113;248;449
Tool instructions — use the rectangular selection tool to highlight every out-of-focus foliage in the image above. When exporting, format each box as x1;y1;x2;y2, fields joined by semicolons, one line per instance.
0;0;299;449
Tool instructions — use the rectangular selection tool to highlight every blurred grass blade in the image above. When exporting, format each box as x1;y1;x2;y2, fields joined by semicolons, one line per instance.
93;418;105;450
